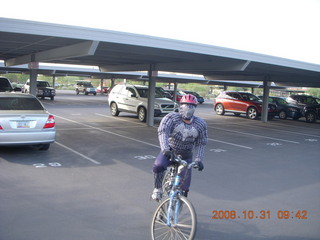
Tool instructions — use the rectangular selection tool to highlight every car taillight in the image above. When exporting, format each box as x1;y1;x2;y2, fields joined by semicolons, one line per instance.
43;115;55;129
0;125;3;130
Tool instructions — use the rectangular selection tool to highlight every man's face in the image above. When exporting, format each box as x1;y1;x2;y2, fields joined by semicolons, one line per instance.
179;103;196;120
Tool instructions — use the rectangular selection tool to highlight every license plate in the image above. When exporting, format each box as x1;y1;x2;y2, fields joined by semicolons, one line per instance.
16;121;30;129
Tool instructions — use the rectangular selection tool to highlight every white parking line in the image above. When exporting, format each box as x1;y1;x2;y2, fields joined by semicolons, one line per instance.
208;126;300;144
208;138;253;149
55;115;160;148
232;122;320;138
95;113;146;126
55;141;101;165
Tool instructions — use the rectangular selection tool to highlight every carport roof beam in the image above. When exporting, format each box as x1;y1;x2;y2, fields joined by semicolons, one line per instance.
5;41;100;66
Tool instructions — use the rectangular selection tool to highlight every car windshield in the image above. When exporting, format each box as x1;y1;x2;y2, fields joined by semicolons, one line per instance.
306;97;318;105
275;98;288;105
137;88;164;98
241;93;260;101
190;92;200;97
37;81;50;87
0;81;13;92
0;97;44;110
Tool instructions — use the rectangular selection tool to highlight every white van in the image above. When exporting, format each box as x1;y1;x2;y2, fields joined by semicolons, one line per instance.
108;84;178;122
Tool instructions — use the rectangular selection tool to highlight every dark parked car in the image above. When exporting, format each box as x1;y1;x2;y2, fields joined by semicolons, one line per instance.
179;90;205;104
0;77;22;92
258;96;302;120
24;80;56;100
214;91;278;120
286;95;320;123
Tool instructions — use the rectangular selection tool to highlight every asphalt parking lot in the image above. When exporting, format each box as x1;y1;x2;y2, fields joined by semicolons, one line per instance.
0;90;319;240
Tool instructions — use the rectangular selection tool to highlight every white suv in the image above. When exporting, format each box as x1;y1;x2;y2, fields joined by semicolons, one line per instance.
108;84;178;122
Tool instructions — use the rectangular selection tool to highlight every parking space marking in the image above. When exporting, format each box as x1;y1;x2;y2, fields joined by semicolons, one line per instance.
55;115;160;148
55;141;101;165
208;138;253;149
231;122;320;138
95;113;147;126
208;126;300;144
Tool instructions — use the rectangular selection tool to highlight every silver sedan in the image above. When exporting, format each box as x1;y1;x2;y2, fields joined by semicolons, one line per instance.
0;93;56;150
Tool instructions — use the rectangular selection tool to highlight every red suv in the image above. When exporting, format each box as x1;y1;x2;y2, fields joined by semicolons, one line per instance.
214;91;278;120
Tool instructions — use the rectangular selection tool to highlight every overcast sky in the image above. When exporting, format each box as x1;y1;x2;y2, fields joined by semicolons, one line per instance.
2;0;320;64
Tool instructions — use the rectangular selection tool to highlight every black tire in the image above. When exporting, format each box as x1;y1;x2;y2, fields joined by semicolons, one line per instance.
110;102;120;116
247;107;258;120
279;110;287;120
76;89;79;95
138;107;147;122
305;111;316;123
50;96;54;101
215;104;225;115
151;196;197;240
38;144;50;151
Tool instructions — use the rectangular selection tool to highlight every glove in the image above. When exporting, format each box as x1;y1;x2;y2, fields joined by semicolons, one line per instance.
163;150;175;161
195;161;204;171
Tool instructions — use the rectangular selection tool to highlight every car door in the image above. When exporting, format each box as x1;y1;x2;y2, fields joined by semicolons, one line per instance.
229;93;247;113
122;86;139;112
219;92;234;110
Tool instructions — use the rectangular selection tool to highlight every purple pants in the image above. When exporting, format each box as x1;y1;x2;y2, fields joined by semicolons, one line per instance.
153;151;193;191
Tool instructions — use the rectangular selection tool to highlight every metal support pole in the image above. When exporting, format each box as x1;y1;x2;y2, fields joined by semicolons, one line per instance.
261;78;271;123
29;68;38;96
100;78;104;95
52;75;56;88
110;78;115;89
173;82;178;103
147;65;157;127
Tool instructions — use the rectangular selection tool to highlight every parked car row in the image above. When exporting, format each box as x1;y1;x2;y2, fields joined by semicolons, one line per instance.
213;91;320;123
0;77;56;150
163;89;205;104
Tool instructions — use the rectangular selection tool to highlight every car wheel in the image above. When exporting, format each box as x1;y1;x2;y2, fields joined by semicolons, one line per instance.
215;104;225;115
247;107;258;120
138;107;147;122
38;144;50;151
305;111;316;123
110;102;120;116
50;96;54;101
279;110;287;120
76;89;79;95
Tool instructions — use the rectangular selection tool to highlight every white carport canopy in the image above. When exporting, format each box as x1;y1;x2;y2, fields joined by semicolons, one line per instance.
1;17;319;125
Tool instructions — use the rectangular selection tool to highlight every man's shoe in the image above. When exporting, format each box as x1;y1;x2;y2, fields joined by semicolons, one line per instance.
151;188;163;202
